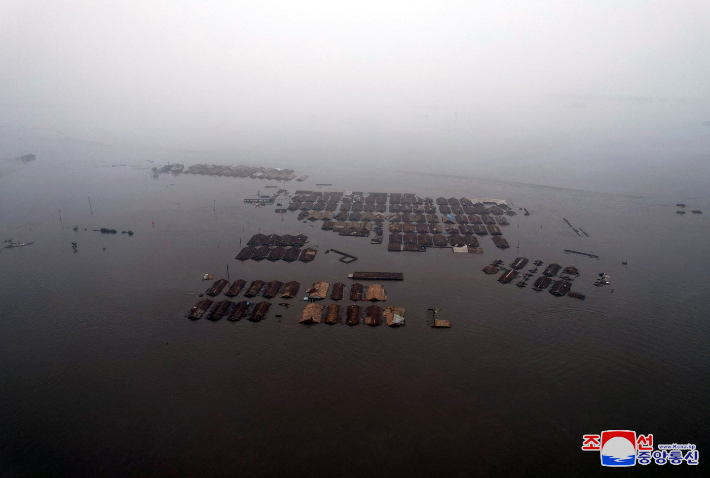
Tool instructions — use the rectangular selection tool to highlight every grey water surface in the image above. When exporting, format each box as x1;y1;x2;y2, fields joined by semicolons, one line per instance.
1;144;708;477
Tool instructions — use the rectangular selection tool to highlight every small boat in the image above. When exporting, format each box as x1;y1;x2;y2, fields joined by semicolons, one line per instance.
676;210;686;214
622;260;627;265
692;210;702;214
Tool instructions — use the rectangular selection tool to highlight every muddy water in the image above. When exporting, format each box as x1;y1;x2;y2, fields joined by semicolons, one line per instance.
1;146;708;477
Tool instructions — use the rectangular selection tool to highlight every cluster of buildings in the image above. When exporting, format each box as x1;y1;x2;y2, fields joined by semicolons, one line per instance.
184;164;296;180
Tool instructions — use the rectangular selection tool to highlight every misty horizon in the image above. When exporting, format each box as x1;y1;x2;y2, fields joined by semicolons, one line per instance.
2;1;710;196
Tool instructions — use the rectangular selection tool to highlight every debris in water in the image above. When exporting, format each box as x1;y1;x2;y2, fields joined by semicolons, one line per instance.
4;240;34;249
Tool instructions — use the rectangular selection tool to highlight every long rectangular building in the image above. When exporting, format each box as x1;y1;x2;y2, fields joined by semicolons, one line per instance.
350;272;404;281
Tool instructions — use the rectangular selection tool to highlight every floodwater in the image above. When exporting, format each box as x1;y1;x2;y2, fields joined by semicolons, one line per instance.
1;144;709;477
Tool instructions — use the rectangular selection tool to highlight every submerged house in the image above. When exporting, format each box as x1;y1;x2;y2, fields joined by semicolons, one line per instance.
248;301;270;322
267;247;285;262
227;301;250;321
206;279;229;296
498;269;518;284
491;236;509;249
282;247;301;262
307;281;329;300
225;279;247;297
244;280;265;297
262;280;283;298
383;306;406;327
300;303;324;324
251;246;271;261
280;281;301;299
236;246;256;261
349;283;364;301
325;304;341;324
364;305;381;326
299;248;317;262
549;280;572;296
364;284;387;301
533;276;552;291
330;282;345;300
346;305;360;325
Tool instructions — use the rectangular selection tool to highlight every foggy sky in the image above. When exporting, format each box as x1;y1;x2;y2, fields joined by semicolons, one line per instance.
1;1;709;192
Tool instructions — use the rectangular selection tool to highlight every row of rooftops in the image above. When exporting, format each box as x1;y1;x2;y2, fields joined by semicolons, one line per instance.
236;246;317;263
388;233;481;247
247;233;308;247
503;259;580;278
321;220;374;232
304;281;389;302
301;211;387;222
388;223;501;235
298;210;505;225
291;201;504;216
289;200;509;216
296;210;507;235
482;260;579;296
290;192;508;207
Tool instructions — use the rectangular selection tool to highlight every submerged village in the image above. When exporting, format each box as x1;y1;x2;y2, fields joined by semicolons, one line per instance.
6;158;658;325
10;156;693;325
160;162;615;328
